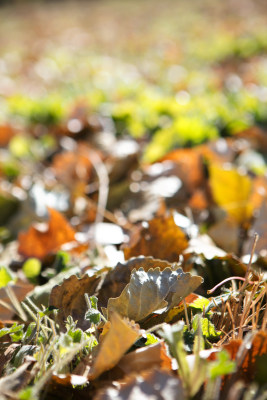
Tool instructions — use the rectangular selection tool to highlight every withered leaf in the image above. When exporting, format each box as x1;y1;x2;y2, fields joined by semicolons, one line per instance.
0;343;20;375
117;341;172;376
49;274;101;331
160;148;205;193
97;256;174;309
223;331;267;384
95;368;185;400
0;124;15;147
0;357;35;396
107;266;203;321
88;312;140;380
52;142;94;187
51;373;88;387
18;208;76;259
0;280;34;320
243;200;267;257
123;214;188;262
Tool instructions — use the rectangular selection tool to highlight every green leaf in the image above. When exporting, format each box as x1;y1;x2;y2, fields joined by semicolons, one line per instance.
145;333;159;346
10;329;24;342
19;387;37;400
209;350;236;379
22;258;41;279
38;306;58;318
89;295;98;310
0;266;15;288
189;296;210;311
192;315;221;339
85;309;101;325
0;323;24;339
68;328;83;343
12;345;36;367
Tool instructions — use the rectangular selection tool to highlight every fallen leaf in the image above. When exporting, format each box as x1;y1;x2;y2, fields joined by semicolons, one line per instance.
0;124;16;147
243;201;267;258
207;331;267;394
95;368;185;400
160;148;204;192
0;343;20;375
208;217;239;253
209;163;252;224
107;266;203;321
97;256;174;309
223;331;267;384
88;312;140;380
123;214;188;262
49;274;101;331
197;138;236;164
51;142;94;186
0;280;34;320
184;234;226;259
52;373;88;387
0;357;35;396
18;208;76;259
165;293;201;323
117;341;172;375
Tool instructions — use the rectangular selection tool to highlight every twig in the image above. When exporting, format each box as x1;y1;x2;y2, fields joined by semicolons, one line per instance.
207;277;257;295
88;149;109;226
183;299;190;329
240;233;258;292
5;285;27;321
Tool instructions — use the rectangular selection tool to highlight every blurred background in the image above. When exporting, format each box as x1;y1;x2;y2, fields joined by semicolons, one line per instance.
1;0;267;246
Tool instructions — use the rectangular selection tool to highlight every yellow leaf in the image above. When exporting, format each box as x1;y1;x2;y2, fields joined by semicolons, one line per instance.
88;313;140;380
209;164;252;224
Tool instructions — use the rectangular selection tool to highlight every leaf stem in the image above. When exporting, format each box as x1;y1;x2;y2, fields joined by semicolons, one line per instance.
207;276;257;295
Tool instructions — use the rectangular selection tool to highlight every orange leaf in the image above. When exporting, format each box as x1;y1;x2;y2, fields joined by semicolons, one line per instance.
18;208;76;259
160;148;204;192
123;215;188;262
0;125;15;147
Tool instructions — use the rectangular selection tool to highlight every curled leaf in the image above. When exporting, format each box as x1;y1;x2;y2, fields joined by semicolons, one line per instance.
88;312;140;380
97;256;175;309
117;341;172;376
107;267;203;321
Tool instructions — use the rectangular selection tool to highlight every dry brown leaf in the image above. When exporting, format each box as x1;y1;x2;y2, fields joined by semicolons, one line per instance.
18;208;76;259
52;145;92;184
0;343;20;375
97;256;174;309
88;312;140;380
123;215;188;262
0;357;35;397
0;124;16;147
107;266;203;321
160;148;204;192
95;368;185;400
243;200;267;257
207;331;267;390
49;274;101;331
223;331;267;383
117;341;172;375
51;373;88;387
0;280;34;320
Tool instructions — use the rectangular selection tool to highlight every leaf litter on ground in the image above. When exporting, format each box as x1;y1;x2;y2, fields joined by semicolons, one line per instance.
0;0;267;399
